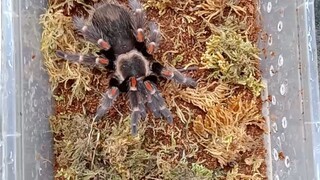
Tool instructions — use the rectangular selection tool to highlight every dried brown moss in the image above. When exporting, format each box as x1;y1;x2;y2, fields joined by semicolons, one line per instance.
40;0;98;103
192;93;265;166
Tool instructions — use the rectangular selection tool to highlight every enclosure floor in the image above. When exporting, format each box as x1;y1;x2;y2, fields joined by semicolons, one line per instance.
43;0;268;179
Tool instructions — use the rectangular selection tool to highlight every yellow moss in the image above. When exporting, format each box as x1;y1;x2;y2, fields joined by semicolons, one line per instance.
177;82;235;111
191;93;265;166
245;156;265;174
143;0;173;16
226;164;265;180
196;0;246;22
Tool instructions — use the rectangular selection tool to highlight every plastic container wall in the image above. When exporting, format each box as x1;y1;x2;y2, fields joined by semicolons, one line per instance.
0;0;319;180
0;0;53;180
260;0;320;179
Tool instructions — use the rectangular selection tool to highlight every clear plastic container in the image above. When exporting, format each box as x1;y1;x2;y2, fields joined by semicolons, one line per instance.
259;0;320;179
1;0;319;179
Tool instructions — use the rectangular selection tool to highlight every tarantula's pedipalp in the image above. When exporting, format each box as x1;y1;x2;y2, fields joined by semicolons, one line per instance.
73;16;111;50
151;62;197;87
94;85;120;121
56;50;110;66
129;0;146;42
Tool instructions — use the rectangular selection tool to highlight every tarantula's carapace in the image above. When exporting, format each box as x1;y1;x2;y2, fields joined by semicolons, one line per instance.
56;0;197;134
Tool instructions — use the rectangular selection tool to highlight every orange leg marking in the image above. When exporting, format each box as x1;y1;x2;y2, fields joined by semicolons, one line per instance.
137;29;144;42
161;70;174;78
98;58;109;65
98;39;111;49
147;42;155;54
144;81;153;92
130;77;137;90
108;87;118;98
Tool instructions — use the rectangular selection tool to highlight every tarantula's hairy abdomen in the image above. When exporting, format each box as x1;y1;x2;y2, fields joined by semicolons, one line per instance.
87;3;136;55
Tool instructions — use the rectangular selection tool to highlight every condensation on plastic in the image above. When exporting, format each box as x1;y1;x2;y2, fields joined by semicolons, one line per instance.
0;0;319;180
260;0;320;179
0;0;53;180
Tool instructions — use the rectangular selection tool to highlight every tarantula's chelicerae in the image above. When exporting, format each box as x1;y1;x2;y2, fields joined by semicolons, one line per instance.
56;0;197;134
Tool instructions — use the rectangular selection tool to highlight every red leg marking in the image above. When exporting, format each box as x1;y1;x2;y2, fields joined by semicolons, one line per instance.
137;29;144;42
98;39;111;49
144;81;156;94
147;42;156;54
130;77;137;91
97;58;109;65
107;87;118;98
161;70;174;78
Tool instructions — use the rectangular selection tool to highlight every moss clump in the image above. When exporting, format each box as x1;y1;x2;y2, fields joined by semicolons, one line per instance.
225;164;266;180
191;163;215;179
195;0;246;22
144;0;173;15
191;93;265;166
161;161;215;180
177;82;235;112
51;114;157;179
201;23;263;96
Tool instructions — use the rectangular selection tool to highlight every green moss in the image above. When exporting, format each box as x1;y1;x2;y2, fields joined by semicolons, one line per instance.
201;21;264;96
192;163;214;179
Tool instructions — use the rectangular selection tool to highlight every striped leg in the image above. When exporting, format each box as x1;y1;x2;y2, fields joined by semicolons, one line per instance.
151;62;197;88
56;50;110;66
137;80;147;119
129;0;146;43
146;22;161;55
94;85;120;121
73;16;111;50
128;77;147;134
143;80;173;124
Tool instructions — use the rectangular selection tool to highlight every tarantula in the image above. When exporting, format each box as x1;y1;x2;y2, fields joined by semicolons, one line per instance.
56;0;197;134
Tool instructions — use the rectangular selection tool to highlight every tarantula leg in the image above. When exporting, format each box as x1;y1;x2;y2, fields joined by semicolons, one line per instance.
128;77;146;134
137;76;161;118
137;80;147;119
145;93;161;118
147;22;161;55
94;86;120;121
151;62;197;87
73;16;111;50
143;80;173;123
56;50;109;66
97;39;111;50
129;0;146;42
